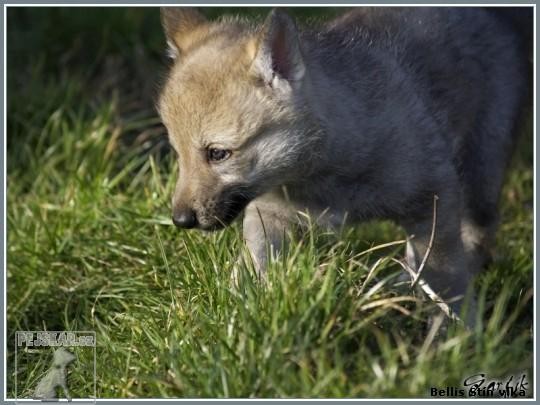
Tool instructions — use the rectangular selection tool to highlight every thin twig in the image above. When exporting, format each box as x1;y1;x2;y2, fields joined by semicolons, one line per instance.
411;194;439;288
392;258;461;322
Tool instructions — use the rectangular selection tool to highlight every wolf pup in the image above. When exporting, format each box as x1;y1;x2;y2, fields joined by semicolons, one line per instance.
158;7;531;323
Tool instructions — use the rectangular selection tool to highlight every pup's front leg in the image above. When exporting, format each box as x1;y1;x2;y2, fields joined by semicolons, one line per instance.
404;194;477;327
237;198;294;281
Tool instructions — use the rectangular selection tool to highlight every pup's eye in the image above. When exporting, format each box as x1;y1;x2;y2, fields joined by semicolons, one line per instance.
207;148;232;162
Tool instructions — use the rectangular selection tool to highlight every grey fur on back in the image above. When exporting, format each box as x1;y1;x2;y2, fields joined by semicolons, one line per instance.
293;7;529;225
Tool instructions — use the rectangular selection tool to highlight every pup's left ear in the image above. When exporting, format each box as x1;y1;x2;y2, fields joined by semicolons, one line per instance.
161;7;208;58
251;9;305;89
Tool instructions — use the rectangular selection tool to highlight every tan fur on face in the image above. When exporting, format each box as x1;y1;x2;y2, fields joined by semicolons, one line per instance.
158;17;306;228
159;37;266;151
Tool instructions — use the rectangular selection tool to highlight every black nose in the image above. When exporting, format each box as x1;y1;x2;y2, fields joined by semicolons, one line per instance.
172;209;198;229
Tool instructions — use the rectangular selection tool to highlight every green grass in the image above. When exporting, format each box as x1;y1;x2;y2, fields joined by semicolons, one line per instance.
6;7;533;399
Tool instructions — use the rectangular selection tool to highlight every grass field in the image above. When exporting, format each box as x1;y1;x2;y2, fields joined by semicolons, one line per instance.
6;7;534;398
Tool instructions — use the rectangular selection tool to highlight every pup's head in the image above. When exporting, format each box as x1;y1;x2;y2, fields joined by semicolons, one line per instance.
158;8;319;231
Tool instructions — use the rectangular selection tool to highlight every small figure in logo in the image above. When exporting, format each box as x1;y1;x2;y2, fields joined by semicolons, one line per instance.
33;347;76;401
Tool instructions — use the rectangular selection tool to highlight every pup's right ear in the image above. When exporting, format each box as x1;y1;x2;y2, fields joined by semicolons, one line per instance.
250;9;305;90
161;7;208;58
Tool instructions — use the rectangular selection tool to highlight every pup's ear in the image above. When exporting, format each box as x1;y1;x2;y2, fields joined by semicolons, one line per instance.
161;7;208;58
251;9;305;89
